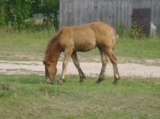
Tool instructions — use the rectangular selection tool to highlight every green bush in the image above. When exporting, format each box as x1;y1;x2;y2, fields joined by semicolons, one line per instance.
0;0;59;30
131;22;144;39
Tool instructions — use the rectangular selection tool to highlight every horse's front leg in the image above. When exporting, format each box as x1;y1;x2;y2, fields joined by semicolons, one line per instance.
71;52;86;83
57;49;73;85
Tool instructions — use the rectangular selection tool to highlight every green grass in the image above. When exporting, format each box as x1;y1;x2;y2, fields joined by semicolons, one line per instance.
1;26;160;119
77;36;160;65
0;74;160;119
79;36;160;59
115;36;160;59
0;29;56;61
0;29;160;62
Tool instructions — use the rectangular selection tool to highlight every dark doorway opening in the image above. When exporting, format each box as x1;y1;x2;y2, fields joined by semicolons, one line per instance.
132;9;151;36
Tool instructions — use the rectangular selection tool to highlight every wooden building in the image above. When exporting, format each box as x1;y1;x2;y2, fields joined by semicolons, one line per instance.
59;0;160;34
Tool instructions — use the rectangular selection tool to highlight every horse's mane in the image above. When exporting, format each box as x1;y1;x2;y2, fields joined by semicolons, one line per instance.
44;27;65;61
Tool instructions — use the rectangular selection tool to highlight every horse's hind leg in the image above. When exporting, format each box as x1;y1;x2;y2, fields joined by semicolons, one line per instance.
96;49;108;83
71;52;86;83
105;47;120;84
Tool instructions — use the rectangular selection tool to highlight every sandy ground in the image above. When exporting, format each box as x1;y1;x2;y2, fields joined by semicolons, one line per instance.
0;60;160;78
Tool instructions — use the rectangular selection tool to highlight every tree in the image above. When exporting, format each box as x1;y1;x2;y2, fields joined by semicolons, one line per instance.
0;0;59;29
31;0;59;29
0;0;32;29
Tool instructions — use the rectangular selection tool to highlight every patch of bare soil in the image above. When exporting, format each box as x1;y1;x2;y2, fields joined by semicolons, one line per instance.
0;60;160;78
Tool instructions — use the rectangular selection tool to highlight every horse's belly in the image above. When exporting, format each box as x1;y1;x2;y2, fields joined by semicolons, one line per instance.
73;30;97;51
74;40;97;52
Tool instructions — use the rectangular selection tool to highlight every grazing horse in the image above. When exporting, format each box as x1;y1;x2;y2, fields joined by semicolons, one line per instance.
43;22;120;85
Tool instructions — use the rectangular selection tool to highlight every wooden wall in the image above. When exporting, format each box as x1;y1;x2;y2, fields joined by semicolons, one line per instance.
59;0;160;31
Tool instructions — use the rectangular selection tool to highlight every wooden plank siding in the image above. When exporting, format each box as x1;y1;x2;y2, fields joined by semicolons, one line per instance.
59;0;160;31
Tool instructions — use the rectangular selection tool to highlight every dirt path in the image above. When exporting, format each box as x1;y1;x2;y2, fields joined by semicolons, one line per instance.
0;60;160;78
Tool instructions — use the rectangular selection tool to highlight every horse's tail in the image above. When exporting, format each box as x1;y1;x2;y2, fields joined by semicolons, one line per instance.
110;27;117;50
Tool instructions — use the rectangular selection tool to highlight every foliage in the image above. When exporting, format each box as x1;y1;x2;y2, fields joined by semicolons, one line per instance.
0;0;32;29
0;1;6;26
117;20;125;37
116;21;147;38
0;0;59;29
131;22;144;39
31;0;59;30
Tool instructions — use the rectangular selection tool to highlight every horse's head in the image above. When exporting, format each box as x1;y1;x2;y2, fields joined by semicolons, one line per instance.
43;61;57;84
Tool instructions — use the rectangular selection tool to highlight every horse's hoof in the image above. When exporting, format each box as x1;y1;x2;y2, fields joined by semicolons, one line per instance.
113;81;118;85
47;81;54;84
57;82;62;85
57;80;63;85
79;80;84;83
95;80;100;83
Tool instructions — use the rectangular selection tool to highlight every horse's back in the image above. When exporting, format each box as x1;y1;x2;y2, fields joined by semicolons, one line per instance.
58;22;117;51
59;23;97;51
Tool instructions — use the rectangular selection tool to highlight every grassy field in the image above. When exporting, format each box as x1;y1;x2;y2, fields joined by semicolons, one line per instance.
0;29;160;118
0;74;160;119
0;29;54;61
0;29;160;64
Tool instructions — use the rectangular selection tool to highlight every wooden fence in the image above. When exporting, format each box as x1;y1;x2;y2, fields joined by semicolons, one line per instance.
59;0;160;31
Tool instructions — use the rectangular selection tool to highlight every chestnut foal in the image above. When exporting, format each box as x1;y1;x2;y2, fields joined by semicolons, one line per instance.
43;22;120;85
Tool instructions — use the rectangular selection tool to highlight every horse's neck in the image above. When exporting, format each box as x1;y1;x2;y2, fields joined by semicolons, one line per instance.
51;52;61;64
46;42;61;64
